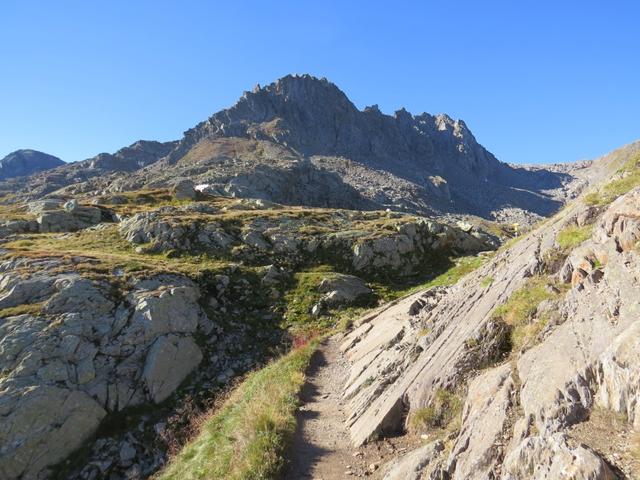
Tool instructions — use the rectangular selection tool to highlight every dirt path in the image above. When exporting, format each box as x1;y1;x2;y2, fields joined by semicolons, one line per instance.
284;336;414;479
284;336;356;479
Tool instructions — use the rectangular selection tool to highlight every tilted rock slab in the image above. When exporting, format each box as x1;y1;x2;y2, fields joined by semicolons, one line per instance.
340;208;563;446
340;188;640;476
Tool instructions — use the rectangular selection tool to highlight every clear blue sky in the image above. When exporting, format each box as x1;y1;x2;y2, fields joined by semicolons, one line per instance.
1;1;638;164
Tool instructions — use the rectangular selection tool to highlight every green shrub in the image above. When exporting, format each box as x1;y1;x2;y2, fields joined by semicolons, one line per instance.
409;389;462;433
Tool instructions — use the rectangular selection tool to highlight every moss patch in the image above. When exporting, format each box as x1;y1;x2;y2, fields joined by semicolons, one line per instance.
556;224;593;250
0;302;45;318
492;276;568;352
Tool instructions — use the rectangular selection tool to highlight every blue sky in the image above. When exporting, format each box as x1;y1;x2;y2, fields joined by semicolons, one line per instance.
1;1;638;164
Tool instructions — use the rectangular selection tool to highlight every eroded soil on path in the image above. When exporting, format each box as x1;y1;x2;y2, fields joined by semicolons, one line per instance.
284;336;416;480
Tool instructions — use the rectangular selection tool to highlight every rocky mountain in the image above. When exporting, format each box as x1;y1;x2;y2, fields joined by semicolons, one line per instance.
2;74;639;480
0;141;177;199
0;75;588;223
0;140;637;479
119;75;585;222
0;149;64;180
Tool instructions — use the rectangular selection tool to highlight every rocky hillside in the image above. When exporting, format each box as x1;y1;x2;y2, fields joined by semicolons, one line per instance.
0;182;498;479
0;141;177;199
339;141;640;479
0;75;590;223
0;149;64;180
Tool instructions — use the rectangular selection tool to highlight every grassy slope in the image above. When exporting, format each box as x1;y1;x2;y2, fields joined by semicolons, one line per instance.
282;255;486;335
155;341;317;480
556;224;593;250
584;152;640;206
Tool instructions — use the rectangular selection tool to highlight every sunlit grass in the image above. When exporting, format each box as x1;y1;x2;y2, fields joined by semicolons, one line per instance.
556;224;593;250
584;153;640;206
492;276;568;352
156;341;318;480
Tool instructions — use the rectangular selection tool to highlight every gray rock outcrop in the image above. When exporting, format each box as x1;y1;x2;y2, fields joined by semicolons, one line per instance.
172;179;197;200
0;260;211;479
37;204;105;232
317;274;373;307
117;203;495;278
339;168;640;477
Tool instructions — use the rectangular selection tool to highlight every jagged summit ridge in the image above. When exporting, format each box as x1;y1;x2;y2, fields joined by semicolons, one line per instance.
188;74;484;164
0;74;583;221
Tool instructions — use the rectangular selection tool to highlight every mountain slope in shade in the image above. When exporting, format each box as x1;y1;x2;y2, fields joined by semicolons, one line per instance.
0;149;64;180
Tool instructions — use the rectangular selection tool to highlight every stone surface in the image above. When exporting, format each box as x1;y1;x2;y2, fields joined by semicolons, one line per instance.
0;386;106;480
0;219;39;238
173;178;197;200
501;434;616;480
518;189;640;437
339;178;638;476
0;259;212;479
317;274;373;307
447;364;514;480
37;205;104;232
381;440;444;480
143;334;202;403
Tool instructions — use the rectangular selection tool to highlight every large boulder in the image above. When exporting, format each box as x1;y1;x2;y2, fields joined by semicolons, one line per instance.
501;434;615;480
37;204;104;232
173;179;197;200
0;386;106;480
143;334;203;403
0;219;39;238
0;260;211;479
381;440;444;480
318;274;373;307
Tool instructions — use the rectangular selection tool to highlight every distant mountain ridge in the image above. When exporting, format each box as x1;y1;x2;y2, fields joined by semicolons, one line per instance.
0;75;588;222
0;149;64;180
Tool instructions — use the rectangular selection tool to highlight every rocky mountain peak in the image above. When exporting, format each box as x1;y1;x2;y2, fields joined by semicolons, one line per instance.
0;149;64;180
0;75;585;222
182;74;488;173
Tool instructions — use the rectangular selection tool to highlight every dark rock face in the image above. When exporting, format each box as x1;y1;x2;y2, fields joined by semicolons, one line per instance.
0;149;64;180
159;74;577;219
